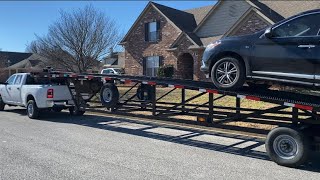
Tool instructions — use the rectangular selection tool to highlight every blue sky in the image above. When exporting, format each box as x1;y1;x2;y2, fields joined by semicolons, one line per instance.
0;1;216;52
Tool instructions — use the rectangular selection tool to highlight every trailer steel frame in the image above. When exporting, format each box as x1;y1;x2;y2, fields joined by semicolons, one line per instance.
32;71;320;167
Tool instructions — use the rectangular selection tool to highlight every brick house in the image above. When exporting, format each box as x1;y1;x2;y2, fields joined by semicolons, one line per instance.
120;1;319;81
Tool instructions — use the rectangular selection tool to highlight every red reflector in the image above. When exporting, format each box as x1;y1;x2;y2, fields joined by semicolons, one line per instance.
174;85;184;89
124;80;132;84
206;89;218;94
87;75;94;80
295;104;313;111
148;81;157;85
246;96;260;101
47;89;54;99
105;77;112;81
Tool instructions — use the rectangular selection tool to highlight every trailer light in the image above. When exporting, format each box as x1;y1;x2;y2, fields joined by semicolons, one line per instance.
197;116;206;122
47;89;54;99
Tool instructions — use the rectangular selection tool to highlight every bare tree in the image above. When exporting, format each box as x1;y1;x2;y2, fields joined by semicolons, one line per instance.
26;5;121;72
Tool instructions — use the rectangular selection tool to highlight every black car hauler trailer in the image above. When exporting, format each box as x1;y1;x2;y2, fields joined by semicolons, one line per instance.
31;70;320;168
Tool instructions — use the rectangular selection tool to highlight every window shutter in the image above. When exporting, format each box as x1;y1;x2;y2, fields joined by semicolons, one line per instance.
159;56;164;67
156;21;161;41
144;23;149;41
142;57;147;75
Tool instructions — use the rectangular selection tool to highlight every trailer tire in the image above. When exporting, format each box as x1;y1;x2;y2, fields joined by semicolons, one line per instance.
52;107;63;112
0;96;5;111
27;100;40;119
100;83;119;108
136;85;154;101
69;106;85;116
266;127;309;167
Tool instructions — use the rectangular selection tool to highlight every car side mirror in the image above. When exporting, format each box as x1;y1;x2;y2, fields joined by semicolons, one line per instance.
264;27;273;38
0;82;8;85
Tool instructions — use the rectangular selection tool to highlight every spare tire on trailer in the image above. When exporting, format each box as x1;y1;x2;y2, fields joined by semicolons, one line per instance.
100;83;119;108
265;127;310;167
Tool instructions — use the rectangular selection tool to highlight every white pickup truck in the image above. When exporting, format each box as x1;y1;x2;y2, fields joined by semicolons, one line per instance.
0;73;83;119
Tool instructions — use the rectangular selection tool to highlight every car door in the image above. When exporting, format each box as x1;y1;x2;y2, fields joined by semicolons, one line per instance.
251;12;320;85
1;75;16;103
10;74;23;104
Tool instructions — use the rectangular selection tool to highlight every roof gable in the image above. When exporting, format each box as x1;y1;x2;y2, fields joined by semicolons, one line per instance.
0;51;33;65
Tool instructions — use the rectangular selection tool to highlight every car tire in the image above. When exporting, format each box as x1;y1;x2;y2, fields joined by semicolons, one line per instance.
100;83;119;108
69;106;85;116
265;127;310;167
0;96;5;111
211;57;246;90
27;100;40;119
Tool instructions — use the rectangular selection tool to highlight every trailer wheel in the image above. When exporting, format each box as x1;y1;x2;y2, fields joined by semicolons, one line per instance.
27;100;40;119
100;83;119;108
0;96;5;111
69;106;85;116
266;127;310;167
52;107;63;112
136;85;154;101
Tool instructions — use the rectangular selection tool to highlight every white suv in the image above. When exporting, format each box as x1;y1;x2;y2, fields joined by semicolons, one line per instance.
101;68;124;75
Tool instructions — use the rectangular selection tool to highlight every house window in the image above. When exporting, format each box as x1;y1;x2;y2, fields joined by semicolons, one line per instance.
145;21;159;42
146;56;160;77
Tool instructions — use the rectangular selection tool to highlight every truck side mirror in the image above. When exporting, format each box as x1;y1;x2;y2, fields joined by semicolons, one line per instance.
264;27;273;39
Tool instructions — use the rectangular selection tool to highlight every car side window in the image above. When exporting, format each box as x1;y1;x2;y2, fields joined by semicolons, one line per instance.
273;13;320;37
14;75;22;85
6;75;16;85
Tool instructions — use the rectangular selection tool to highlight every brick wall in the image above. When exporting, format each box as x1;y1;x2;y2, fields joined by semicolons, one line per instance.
124;6;181;76
233;13;269;36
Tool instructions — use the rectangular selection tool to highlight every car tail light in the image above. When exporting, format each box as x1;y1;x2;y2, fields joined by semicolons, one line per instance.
47;89;54;99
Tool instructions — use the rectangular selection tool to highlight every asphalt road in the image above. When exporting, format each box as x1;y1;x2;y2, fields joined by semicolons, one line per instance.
1;107;320;180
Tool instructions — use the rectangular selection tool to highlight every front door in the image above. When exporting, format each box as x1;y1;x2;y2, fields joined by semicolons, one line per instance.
10;74;23;104
1;75;16;104
251;12;320;85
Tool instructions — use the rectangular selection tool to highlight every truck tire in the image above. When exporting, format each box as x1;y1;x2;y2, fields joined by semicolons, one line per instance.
27;100;40;119
100;83;119;108
0;96;5;111
211;57;246;90
69;106;85;116
265;127;310;167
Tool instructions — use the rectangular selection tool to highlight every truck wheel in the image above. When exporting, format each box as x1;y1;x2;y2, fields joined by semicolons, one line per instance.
0;96;5;111
100;83;119;108
27;100;40;119
211;57;246;90
265;127;310;167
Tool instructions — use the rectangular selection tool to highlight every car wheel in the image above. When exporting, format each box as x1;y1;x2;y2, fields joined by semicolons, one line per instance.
265;127;310;167
211;57;246;90
0;96;5;111
27;100;40;119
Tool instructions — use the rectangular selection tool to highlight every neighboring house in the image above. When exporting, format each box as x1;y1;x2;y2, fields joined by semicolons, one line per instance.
0;51;49;81
102;50;125;69
120;0;320;80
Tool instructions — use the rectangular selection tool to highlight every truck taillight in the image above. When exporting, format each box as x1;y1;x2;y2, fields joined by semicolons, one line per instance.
47;89;54;99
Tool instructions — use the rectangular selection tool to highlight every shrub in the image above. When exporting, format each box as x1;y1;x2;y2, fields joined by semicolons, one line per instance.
158;65;174;78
